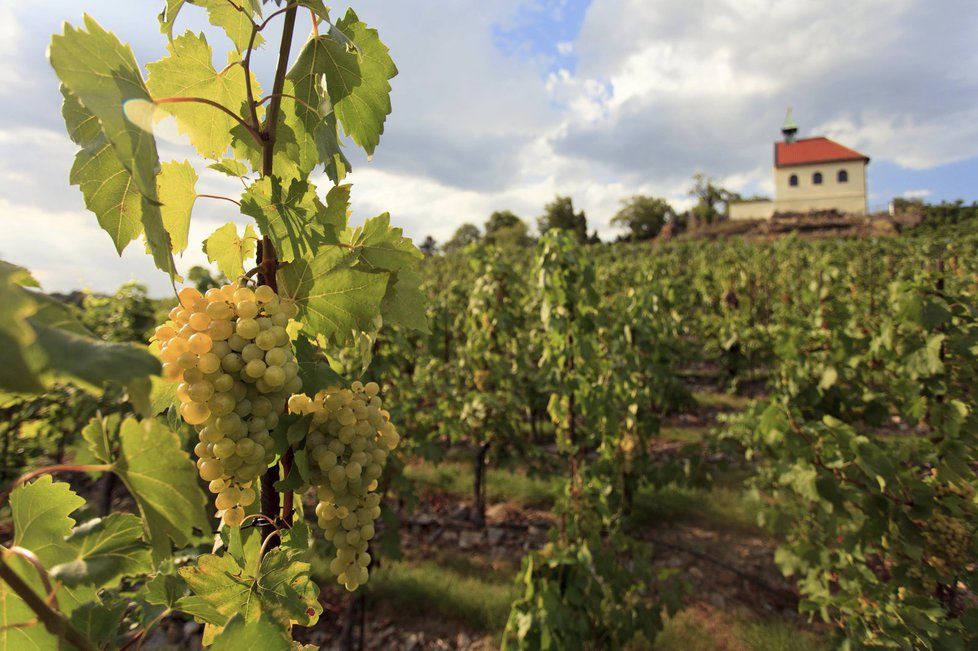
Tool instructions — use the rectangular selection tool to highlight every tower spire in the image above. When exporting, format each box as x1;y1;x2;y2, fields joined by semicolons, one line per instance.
782;107;798;143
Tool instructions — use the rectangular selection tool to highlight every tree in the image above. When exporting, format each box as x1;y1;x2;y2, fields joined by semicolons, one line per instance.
443;223;481;253
186;265;224;292
538;196;588;243
419;235;438;257
485;210;532;248
611;195;675;241
688;173;742;226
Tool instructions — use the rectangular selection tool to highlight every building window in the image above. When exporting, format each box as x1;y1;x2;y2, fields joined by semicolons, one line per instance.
837;169;848;183
813;172;823;185
789;174;798;187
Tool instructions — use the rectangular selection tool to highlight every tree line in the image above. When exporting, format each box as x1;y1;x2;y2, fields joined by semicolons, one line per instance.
428;173;752;254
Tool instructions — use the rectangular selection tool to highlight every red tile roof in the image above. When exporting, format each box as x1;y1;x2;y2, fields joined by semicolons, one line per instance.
775;137;869;168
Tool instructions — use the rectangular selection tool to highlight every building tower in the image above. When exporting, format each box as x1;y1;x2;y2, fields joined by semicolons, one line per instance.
782;107;798;143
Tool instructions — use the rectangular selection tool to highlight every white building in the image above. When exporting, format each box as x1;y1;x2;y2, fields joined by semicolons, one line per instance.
729;111;870;220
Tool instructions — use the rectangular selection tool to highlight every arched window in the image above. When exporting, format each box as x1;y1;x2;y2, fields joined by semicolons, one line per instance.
837;169;848;183
813;172;823;185
789;174;798;187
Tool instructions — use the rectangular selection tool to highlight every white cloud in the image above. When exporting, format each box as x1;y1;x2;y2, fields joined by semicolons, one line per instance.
1;0;976;294
902;189;932;199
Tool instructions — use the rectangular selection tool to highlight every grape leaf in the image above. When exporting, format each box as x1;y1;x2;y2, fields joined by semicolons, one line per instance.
11;476;86;566
277;247;387;344
69;601;127;647
49;514;151;588
295;0;331;24
208;158;249;177
294;336;345;390
323;183;351;233
160;0;264;52
49;16;160;199
178;546;320;634
157;160;198;252
0;478;85;650
344;212;422;272
240;177;325;263
0;261;43;393
204;222;258;279
197;0;263;53
30;321;162;392
61;86;177;278
146;32;257;159
70;134;156;255
142;573;187;609
0;263;162;395
322;9;398;156
381;268;429;333
113;418;210;563
211;615;291;651
283;45;350;181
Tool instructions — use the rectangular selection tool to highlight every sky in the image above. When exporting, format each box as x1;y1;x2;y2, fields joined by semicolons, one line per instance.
1;0;976;296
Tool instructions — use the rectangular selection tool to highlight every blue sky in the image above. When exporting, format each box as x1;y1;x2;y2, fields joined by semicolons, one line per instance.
0;1;976;294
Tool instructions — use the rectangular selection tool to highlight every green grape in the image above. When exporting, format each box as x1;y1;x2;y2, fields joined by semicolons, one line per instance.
155;282;302;528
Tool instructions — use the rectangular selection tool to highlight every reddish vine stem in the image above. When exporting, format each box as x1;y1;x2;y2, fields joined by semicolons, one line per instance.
195;193;241;207
258;3;299;548
154;97;261;143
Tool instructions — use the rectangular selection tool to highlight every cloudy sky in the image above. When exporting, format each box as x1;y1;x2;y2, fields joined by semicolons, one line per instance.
1;0;976;295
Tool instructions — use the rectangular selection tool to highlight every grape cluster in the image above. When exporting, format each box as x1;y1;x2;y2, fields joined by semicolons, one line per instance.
288;382;399;591
154;283;302;526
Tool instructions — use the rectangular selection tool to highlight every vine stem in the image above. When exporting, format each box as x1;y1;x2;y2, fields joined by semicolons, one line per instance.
195;193;241;207
154;97;262;143
0;556;96;651
258;3;299;549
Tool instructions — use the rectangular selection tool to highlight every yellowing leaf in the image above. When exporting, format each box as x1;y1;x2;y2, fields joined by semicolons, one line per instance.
204;222;257;279
157;160;198;253
146;31;257;159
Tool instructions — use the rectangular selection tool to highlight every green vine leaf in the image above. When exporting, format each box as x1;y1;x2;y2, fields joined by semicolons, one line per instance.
204;222;258;279
344;212;422;272
157;160;198;253
160;0;264;53
208;158;250;178
146;32;257;160
49;514;151;588
178;546;320;637
68;601;127;647
61;86;177;278
112;418;210;563
10;476;86;566
0;262;162;395
277;247;387;345
284;44;350;181
326;9;397;156
1;476;96;634
50;15;160;199
210;614;291;651
240;176;326;263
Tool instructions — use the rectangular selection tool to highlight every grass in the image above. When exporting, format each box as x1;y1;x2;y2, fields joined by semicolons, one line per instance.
364;553;517;633
692;390;752;411
630;480;765;535
654;606;827;651
658;426;709;443
404;460;562;508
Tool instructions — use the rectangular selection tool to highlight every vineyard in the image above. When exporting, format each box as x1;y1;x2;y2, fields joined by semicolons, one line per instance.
2;2;978;650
